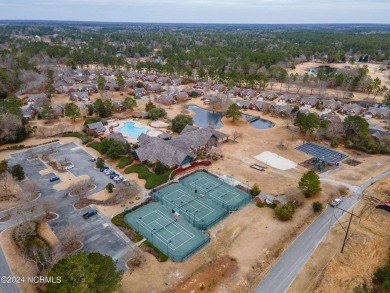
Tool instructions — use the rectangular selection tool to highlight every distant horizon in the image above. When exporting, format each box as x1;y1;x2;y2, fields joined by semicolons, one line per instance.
0;0;389;24
0;19;390;26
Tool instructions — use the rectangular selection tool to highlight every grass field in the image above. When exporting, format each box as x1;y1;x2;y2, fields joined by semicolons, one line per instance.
87;141;103;153
124;164;174;189
117;157;133;168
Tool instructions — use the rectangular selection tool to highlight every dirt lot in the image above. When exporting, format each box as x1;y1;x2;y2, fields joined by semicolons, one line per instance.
288;176;390;293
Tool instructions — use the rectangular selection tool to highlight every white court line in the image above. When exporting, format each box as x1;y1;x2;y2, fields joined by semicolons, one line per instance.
165;189;215;221
189;177;241;204
136;209;196;251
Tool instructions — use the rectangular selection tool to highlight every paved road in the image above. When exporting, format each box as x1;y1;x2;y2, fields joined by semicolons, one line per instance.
0;247;20;293
255;169;390;293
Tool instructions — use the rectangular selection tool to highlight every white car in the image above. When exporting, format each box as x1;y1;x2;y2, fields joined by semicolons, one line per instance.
104;169;112;175
65;164;74;170
330;198;342;207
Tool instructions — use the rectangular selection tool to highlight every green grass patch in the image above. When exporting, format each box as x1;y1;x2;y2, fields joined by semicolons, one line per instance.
116;157;133;168
62;132;93;144
256;202;277;209
87;141;103;153
124;164;174;189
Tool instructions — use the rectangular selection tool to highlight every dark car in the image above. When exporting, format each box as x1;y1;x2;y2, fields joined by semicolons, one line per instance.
49;176;60;182
82;210;97;219
100;167;109;172
110;173;118;179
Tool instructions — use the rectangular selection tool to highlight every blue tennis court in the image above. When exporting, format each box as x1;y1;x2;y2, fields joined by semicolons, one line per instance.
296;142;347;163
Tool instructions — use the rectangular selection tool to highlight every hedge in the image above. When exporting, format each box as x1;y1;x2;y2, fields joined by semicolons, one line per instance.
0;139;59;153
116;157;133;168
142;240;168;262
124;164;174;189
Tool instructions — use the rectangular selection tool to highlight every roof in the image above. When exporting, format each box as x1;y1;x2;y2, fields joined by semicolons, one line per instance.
106;132;127;143
87;121;106;133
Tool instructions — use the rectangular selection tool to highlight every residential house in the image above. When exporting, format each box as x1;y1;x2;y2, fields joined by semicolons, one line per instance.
144;75;157;82
134;87;146;98
259;91;279;101
171;79;182;86
156;76;171;85
155;94;176;105
21;105;35;120
212;84;226;92
323;99;342;112
340;103;364;116
300;96;319;108
273;105;293;117
320;113;342;123
281;94;300;104
86;122;106;135
240;89;258;99
26;93;46;106
236;100;252;109
145;82;163;93
80;85;98;94
195;82;211;90
174;92;190;103
70;91;90;102
255;193;286;205
365;107;390;119
54;105;64;118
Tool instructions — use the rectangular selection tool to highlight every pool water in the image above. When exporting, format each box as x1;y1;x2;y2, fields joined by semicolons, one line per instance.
188;105;274;130
188;105;224;129
117;122;150;138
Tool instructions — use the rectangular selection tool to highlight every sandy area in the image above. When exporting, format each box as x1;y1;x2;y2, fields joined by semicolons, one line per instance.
289;176;390;293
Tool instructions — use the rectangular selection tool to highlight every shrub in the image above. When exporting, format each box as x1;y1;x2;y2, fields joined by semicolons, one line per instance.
274;202;296;221
312;201;323;212
251;183;261;197
154;161;165;175
116;157;133;168
106;183;114;193
147;108;167;120
171;114;193;133
330;139;339;148
142;240;168;262
96;157;105;169
124;164;173;189
11;164;25;181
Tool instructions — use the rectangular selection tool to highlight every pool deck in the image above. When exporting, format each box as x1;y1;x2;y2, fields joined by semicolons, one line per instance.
110;119;163;143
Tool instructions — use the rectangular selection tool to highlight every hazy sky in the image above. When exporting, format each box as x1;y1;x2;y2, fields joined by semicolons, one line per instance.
0;0;389;24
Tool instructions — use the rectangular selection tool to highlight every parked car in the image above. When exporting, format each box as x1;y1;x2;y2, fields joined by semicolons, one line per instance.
100;167;109;172
82;210;97;219
110;173;118;179
330;198;343;207
65;164;74;170
89;158;96;162
104;169;113;175
49;176;60;182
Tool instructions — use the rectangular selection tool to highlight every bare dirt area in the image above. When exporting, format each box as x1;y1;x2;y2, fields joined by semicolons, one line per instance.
288;176;390;293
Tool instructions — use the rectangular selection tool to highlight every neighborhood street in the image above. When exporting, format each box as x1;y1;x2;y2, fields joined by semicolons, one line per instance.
255;169;390;293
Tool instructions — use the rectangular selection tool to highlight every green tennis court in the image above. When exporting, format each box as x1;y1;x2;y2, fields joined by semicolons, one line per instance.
153;183;228;230
125;203;210;261
180;171;251;211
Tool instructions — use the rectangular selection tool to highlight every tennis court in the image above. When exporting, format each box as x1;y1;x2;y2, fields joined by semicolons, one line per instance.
296;142;348;163
180;172;251;211
153;184;228;229
125;203;210;262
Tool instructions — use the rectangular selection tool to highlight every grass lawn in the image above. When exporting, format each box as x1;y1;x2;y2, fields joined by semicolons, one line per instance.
87;141;103;153
117;157;133;168
62;132;93;144
124;164;173;189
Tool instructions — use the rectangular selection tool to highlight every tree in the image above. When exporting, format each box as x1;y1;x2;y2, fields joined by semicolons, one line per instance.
64;103;81;121
44;83;55;97
383;90;390;108
87;252;123;293
116;74;125;90
147;108;167;120
101;138;128;159
41;105;55;120
154;161;165;175
250;183;261;197
106;183;114;193
97;75;106;92
0;159;8;174
294;112;320;134
274;202;295;221
299;171;321;197
343;116;369;139
145;101;156;112
11;164;25;181
225;103;242;122
171;114;193;133
96;157;105;169
56;225;84;252
122;96;137;111
312;201;323;212
46;252;99;293
93;99;115;118
374;262;390;292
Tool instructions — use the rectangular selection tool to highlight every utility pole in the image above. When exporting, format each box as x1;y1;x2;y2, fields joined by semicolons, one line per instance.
341;209;354;254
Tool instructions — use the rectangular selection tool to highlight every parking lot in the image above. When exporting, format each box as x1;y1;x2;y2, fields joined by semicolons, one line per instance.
7;142;135;270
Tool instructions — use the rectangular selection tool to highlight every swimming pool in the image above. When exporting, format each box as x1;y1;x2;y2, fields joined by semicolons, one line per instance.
117;122;150;138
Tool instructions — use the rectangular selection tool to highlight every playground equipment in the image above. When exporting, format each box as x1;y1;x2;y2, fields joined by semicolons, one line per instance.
309;157;329;170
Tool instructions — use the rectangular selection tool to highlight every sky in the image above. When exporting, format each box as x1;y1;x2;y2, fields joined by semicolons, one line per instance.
0;0;389;24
